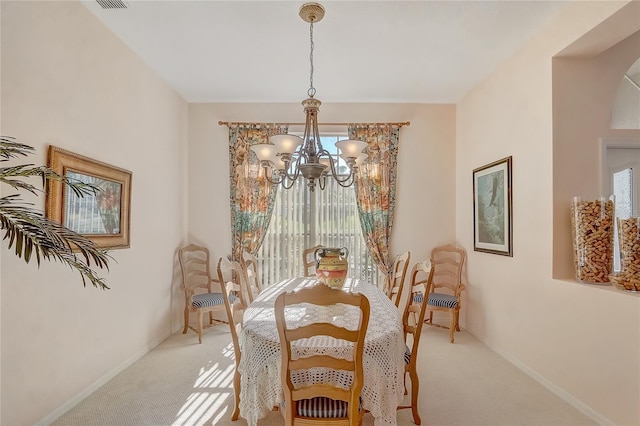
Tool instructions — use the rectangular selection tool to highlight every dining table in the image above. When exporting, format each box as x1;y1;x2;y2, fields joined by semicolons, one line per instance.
238;276;406;426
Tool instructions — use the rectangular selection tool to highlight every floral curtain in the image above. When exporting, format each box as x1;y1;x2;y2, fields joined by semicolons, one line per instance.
228;124;288;260
349;124;401;291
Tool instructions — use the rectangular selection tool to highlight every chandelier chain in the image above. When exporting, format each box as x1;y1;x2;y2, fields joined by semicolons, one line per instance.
308;21;316;98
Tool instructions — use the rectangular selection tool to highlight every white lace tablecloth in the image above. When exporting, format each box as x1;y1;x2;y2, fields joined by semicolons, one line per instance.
238;277;405;426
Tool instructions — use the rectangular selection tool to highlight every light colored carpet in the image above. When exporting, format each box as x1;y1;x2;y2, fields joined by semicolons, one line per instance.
52;324;596;426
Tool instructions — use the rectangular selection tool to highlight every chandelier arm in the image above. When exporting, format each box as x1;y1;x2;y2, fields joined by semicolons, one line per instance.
281;174;298;190
334;171;356;188
315;147;331;159
313;123;323;152
279;154;304;183
320;148;357;184
260;164;284;185
331;168;356;185
318;177;325;191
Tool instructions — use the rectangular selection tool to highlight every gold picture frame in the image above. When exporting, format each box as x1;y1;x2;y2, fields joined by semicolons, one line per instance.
473;156;513;256
46;146;132;249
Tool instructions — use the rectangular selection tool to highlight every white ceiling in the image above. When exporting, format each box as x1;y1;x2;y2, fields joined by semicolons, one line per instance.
82;0;571;104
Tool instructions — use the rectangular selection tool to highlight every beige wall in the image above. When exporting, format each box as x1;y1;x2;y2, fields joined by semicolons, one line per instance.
187;102;457;279
457;1;640;424
0;2;188;424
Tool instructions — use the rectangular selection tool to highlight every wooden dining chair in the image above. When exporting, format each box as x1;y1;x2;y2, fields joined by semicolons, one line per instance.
274;284;370;426
241;250;262;303
387;251;411;309
398;259;434;425
216;256;245;421
221;256;252;311
302;245;324;277
178;244;228;344
425;244;466;343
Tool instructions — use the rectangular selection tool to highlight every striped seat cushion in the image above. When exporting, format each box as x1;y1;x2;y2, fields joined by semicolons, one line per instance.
294;396;362;418
427;293;458;309
413;292;424;303
191;292;226;308
404;345;411;364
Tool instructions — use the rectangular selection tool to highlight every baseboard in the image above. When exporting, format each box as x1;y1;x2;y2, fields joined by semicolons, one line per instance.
36;331;172;426
464;327;613;426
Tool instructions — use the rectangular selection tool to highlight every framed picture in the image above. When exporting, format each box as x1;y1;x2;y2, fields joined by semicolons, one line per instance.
473;156;512;256
46;146;132;249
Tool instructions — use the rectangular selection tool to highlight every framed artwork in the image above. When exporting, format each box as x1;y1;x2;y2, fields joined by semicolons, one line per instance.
46;146;132;249
473;156;512;256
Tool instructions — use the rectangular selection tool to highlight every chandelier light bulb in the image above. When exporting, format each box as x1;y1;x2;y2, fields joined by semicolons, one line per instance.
270;134;303;155
251;144;279;164
336;139;368;159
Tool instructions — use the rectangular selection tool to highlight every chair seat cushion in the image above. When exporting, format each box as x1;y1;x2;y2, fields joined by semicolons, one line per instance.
427;292;458;309
296;396;361;418
404;345;411;364
192;292;226;308
413;292;424;303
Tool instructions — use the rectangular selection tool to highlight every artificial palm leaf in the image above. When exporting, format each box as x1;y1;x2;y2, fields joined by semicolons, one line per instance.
1;137;112;289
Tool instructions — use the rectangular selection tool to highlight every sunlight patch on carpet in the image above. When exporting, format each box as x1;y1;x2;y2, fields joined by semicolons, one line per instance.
173;362;235;425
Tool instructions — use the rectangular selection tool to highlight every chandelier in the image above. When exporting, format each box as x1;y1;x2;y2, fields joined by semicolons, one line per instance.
251;2;367;192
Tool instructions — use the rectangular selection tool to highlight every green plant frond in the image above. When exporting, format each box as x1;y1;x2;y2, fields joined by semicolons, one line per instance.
31;164;100;197
64;177;100;198
0;194;34;208
0;164;37;176
0;165;42;194
0;196;112;290
0;137;34;160
1;163;99;198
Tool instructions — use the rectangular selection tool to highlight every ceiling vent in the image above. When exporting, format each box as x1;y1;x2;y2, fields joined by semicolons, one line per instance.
96;0;128;9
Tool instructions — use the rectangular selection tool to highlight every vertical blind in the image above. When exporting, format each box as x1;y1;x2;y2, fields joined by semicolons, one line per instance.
64;171;110;234
257;136;378;288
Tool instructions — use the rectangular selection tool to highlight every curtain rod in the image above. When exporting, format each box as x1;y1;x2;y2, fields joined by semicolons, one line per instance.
218;121;410;127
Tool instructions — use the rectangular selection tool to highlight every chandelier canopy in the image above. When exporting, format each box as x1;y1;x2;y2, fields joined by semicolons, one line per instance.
250;2;367;192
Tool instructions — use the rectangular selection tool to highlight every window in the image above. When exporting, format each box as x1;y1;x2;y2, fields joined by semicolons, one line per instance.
605;144;640;273
257;135;378;288
612;167;633;271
